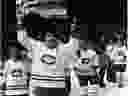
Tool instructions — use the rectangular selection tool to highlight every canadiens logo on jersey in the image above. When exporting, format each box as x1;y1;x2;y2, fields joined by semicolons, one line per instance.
39;47;57;66
41;54;56;65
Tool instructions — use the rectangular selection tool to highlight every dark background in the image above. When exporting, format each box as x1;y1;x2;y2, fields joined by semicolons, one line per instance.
71;0;122;42
2;0;16;62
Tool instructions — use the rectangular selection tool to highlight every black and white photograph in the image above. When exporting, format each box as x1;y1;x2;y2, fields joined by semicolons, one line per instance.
0;0;128;96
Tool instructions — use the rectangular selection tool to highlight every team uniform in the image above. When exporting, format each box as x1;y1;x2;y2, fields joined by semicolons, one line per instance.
75;49;98;85
4;59;28;96
73;49;98;95
106;44;128;87
59;36;79;96
18;31;79;96
31;45;66;96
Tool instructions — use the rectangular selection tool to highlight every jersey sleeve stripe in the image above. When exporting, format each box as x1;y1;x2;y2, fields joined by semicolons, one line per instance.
32;74;65;78
32;77;65;81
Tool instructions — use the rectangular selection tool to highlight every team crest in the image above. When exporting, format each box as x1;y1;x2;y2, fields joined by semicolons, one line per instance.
41;54;56;65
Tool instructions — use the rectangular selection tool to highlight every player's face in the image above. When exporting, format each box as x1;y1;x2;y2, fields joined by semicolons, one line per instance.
44;32;58;49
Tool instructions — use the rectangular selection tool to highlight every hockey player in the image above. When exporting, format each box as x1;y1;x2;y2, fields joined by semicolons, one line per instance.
72;40;99;96
17;28;79;96
4;45;29;96
106;38;127;87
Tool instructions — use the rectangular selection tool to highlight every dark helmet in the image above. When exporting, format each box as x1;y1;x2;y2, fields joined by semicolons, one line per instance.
23;10;71;43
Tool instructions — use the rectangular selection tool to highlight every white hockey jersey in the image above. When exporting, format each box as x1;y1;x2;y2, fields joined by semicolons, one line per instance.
106;44;128;86
106;44;128;64
4;59;28;95
18;31;79;88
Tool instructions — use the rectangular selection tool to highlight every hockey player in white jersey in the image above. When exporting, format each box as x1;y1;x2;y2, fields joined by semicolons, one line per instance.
106;40;128;87
17;29;79;96
105;31;128;87
4;45;29;96
71;40;99;96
